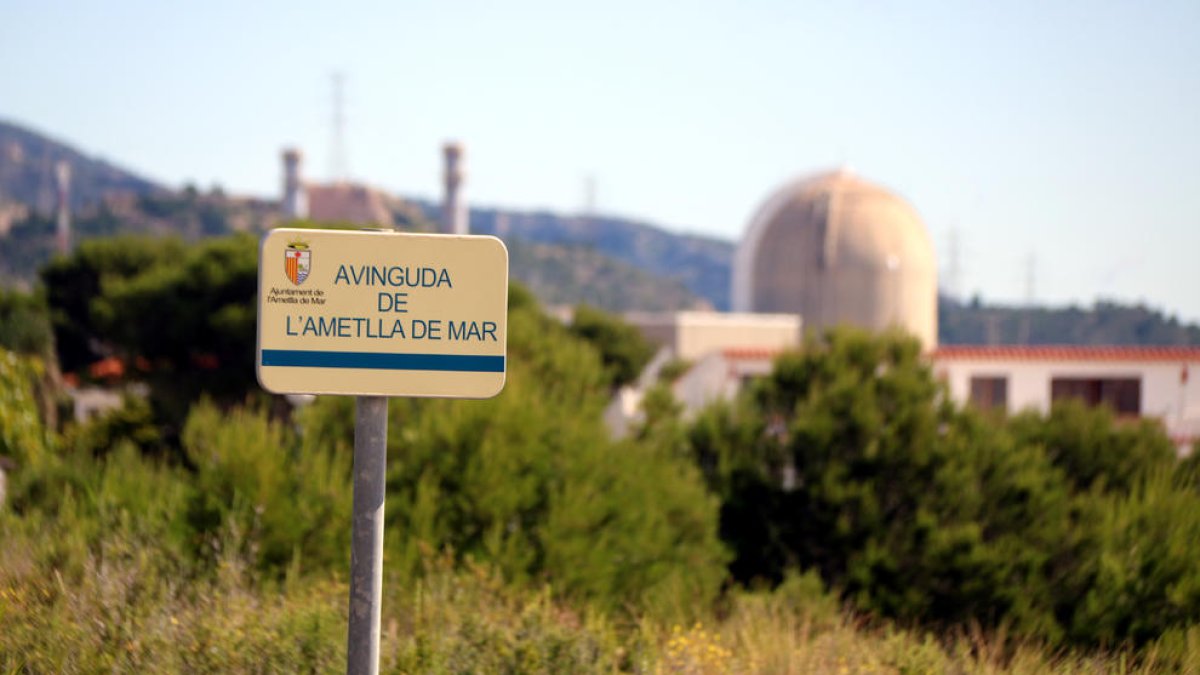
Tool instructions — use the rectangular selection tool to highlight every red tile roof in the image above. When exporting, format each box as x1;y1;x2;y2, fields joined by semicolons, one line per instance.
717;345;1200;363
721;348;783;360
933;345;1200;362
88;357;125;379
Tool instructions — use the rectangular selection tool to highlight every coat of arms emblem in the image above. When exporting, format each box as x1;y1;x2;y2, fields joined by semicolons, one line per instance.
285;240;311;285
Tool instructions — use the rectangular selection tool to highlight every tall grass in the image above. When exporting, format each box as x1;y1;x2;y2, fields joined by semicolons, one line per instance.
4;502;1192;673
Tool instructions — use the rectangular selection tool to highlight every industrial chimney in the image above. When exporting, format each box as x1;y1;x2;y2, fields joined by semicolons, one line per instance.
442;142;467;235
54;160;71;256
281;148;308;220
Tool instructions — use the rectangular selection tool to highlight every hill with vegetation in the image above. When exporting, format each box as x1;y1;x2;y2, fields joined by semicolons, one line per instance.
412;201;734;310
0;189;282;287
0;119;162;211
506;238;703;311
939;295;1200;345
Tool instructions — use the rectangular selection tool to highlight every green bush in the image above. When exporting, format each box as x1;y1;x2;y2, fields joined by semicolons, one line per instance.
182;400;352;575
41;235;185;373
0;348;51;468
688;327;1200;648
65;395;163;458
0;511;345;674
1065;473;1200;648
0;288;54;358
568;304;656;388
41;234;261;422
1010;400;1177;495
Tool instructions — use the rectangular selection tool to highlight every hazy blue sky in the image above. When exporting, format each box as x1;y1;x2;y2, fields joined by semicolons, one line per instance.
3;1;1198;319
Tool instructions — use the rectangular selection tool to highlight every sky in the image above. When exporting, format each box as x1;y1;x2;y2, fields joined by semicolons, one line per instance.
2;0;1199;319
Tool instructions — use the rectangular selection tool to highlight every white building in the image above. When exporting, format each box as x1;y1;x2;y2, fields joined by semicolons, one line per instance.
623;311;801;361
605;312;800;435
609;342;1200;453
934;345;1200;450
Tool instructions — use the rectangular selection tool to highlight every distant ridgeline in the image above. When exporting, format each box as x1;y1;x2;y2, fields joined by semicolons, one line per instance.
412;200;734;311
938;296;1200;346
1;119;1197;343
0;119;279;285
0;119;162;210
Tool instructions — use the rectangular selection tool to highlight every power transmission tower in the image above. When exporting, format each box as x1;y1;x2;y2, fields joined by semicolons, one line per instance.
330;72;349;182
1018;251;1037;344
1024;252;1037;305
582;174;597;246
946;226;962;301
583;174;596;216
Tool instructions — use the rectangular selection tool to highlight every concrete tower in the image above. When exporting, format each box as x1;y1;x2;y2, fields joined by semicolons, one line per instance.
54;160;71;256
733;169;938;349
442;142;467;235
281;148;308;219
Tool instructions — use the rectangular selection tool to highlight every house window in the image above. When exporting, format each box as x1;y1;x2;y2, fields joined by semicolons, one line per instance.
969;376;1008;412
1050;377;1141;416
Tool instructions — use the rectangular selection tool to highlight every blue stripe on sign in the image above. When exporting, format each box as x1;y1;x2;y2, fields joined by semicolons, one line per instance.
261;349;505;373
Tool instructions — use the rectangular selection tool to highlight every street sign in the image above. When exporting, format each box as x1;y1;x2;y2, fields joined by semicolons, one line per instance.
256;228;508;398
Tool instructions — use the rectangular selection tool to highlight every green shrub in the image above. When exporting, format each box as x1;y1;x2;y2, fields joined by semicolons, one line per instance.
387;554;628;673
1010;400;1177;495
0;348;51;467
0;514;344;674
687;328;1200;647
183;401;352;575
0;288;54;358
568;304;656;388
41;235;262;423
65;395;163;458
1065;473;1200;649
41;235;186;373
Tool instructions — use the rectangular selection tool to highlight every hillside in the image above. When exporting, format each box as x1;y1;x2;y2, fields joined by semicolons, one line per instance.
939;296;1200;346
0;190;279;286
0;119;162;212
411;200;734;310
506;238;703;312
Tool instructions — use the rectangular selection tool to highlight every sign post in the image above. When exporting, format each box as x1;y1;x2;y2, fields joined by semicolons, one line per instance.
256;228;508;674
347;395;387;674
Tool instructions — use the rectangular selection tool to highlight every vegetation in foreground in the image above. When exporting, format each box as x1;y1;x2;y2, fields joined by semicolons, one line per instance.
4;474;1196;673
2;234;1200;672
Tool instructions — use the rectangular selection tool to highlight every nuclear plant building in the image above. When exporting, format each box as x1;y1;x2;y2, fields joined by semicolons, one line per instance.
732;169;938;349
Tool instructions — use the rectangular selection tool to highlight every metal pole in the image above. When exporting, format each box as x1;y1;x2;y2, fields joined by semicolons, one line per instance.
347;395;388;675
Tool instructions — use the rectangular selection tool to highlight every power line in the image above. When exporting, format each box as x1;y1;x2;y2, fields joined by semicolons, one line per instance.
946;226;962;300
583;174;596;216
1024;252;1037;305
330;72;348;182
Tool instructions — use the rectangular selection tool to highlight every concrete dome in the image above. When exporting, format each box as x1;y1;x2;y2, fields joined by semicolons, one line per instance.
732;169;937;348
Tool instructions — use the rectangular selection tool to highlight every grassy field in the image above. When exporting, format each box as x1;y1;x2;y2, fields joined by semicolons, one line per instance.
3;511;1194;674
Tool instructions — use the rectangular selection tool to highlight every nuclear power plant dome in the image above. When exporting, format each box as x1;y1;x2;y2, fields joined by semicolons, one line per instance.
732;169;937;349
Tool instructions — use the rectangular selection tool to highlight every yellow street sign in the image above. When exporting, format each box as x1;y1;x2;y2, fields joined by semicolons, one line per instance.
256;228;508;398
